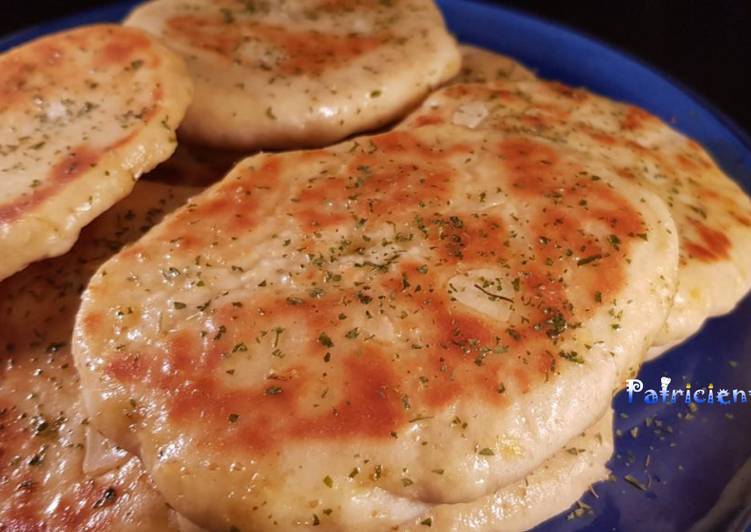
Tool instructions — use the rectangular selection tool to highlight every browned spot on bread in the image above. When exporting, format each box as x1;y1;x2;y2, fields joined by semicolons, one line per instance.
497;136;643;305
732;211;751;227
291;130;467;230
93;27;153;69
0;146;100;224
0;52;164;224
412;114;445;127
167;15;386;76
108;321;405;453
621;105;655;131
583;126;617;146
685;218;731;261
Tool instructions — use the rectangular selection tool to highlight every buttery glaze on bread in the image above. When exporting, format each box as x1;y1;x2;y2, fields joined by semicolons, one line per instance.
402;78;751;355
0;181;196;530
0;24;192;282
125;0;460;150
74;125;676;530
400;410;613;532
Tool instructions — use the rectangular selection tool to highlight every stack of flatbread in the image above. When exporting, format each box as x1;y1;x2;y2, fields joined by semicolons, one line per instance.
1;2;749;531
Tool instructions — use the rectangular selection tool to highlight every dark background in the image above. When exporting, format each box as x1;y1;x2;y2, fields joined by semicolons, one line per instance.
2;1;750;133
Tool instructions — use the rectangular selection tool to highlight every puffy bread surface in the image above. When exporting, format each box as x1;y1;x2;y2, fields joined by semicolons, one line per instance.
74;125;677;530
124;0;460;150
402;79;751;353
453;45;536;84
0;181;196;530
400;409;613;532
169;410;614;532
0;24;193;282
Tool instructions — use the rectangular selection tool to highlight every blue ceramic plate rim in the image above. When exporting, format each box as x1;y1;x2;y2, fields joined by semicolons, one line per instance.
1;2;750;531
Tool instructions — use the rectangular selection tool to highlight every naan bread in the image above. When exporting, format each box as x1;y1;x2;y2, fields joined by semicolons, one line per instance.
74;125;677;530
124;0;460;150
0;24;192;282
453;45;535;84
399;409;613;531
401;79;751;355
0;181;196;530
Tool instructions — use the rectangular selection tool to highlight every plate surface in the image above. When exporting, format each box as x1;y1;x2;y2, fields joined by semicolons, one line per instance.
2;1;750;530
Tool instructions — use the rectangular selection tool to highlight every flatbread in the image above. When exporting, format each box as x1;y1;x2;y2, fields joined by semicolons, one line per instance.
73;125;677;530
0;181;196;530
124;0;460;150
399;409;613;531
401;79;751;354
0;24;193;282
453;44;535;84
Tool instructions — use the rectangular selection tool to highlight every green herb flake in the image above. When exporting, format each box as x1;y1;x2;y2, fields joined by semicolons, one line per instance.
577;254;602;266
221;8;235;24
559;351;584;364
623;474;648;492
318;332;334;348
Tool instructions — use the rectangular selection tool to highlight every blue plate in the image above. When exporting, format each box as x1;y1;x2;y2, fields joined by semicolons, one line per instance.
2;2;750;530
